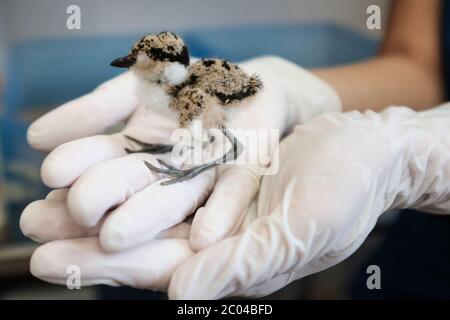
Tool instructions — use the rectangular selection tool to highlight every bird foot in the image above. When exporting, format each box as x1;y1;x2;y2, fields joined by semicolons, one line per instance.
144;159;218;185
124;135;174;154
143;126;243;185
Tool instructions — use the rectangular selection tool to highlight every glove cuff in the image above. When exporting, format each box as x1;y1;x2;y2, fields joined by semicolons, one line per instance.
336;104;450;215
390;104;450;214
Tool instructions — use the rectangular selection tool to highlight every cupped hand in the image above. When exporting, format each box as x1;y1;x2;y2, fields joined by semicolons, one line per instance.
25;70;214;252
21;188;197;290
168;106;450;299
24;56;341;253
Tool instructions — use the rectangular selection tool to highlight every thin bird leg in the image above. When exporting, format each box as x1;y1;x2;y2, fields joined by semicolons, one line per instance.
124;135;174;154
202;133;216;148
145;126;244;185
144;161;184;175
156;158;178;170
161;163;219;185
220;126;244;162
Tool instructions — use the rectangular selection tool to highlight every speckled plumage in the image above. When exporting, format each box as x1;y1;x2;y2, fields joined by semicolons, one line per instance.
112;31;259;184
131;31;190;66
118;31;263;128
170;58;262;128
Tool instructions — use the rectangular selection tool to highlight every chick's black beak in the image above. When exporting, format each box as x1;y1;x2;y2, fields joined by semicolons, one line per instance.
110;54;136;68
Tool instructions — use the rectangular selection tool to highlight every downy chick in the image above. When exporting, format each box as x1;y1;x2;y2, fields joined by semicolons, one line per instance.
111;31;263;184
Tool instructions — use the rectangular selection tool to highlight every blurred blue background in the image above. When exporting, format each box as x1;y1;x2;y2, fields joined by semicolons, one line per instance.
0;0;387;299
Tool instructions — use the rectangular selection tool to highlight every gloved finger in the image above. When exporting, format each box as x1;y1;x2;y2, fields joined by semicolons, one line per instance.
41;134;129;188
27;72;138;152
45;189;69;201
20;198;102;243
66;154;163;227
30;237;193;291
156;222;191;240
21;190;192;242
99;169;215;252
169;213;290;300
189;167;260;251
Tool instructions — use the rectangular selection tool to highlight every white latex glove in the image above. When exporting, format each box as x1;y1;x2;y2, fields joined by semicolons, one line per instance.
26;104;450;296
21;189;195;290
190;56;341;250
25;70;214;252
24;56;341;253
167;104;450;299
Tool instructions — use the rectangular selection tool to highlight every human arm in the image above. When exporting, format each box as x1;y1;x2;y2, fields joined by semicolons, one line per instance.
314;0;444;111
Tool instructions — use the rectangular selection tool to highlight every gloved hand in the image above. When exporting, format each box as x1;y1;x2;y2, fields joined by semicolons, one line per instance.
21;188;197;290
26;70;214;252
168;104;450;299
24;56;341;253
189;56;342;250
25;105;450;297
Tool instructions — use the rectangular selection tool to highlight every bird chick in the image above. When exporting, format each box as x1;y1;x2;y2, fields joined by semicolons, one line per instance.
111;31;263;184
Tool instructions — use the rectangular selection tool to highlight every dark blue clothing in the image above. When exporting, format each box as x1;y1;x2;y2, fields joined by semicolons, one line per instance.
351;211;450;299
352;3;450;299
